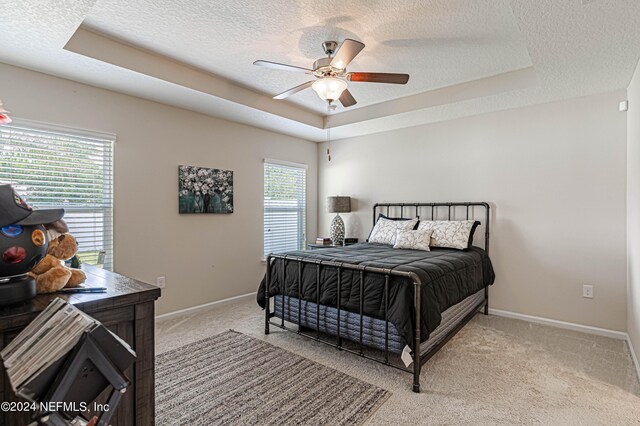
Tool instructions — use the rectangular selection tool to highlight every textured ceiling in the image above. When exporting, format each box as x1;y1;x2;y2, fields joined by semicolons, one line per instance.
83;0;532;114
0;1;639;142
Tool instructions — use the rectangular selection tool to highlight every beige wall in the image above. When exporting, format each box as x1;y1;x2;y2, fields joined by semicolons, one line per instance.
319;91;628;331
627;58;640;363
0;63;318;315
1;61;633;336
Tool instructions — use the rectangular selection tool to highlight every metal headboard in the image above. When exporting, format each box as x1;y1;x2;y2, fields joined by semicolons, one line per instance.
373;202;491;253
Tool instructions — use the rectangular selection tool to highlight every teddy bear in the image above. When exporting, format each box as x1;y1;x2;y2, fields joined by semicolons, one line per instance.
28;219;87;293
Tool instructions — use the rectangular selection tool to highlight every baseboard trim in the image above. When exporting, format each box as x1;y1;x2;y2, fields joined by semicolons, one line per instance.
154;298;640;379
488;308;628;340
155;292;257;320
627;336;640;381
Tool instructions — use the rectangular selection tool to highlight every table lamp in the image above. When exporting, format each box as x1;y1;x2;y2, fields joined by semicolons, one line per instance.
327;196;351;246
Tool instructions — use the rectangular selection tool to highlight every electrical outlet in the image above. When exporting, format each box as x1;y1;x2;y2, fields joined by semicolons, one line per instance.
620;100;629;112
156;276;166;288
582;284;593;299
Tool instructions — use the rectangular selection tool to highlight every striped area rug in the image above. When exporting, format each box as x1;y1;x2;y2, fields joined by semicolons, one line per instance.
156;330;390;425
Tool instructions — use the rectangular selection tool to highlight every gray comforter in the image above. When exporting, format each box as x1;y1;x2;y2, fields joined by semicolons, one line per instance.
257;243;495;349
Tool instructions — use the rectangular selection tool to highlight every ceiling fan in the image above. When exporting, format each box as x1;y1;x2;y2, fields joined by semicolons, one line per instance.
253;39;410;109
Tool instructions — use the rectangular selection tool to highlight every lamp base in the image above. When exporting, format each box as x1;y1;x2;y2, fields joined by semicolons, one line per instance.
330;214;345;246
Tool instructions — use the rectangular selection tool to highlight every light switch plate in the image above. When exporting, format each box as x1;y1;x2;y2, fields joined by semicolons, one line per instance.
156;276;166;288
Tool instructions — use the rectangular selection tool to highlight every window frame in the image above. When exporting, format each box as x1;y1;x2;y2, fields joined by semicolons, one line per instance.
263;158;308;258
0;118;115;270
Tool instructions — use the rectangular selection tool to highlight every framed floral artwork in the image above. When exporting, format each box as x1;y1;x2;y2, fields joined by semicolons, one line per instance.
178;165;233;214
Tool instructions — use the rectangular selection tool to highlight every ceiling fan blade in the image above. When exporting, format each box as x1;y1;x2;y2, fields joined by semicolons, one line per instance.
273;81;315;100
330;39;365;69
339;89;357;107
253;60;312;74
346;72;410;84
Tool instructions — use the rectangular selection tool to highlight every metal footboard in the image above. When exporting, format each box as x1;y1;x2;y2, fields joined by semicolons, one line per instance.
264;255;425;392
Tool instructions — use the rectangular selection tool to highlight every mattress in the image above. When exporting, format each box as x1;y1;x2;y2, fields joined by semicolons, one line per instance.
273;289;485;356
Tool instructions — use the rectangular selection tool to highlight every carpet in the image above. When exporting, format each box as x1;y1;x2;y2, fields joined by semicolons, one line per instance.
157;300;640;425
155;330;390;425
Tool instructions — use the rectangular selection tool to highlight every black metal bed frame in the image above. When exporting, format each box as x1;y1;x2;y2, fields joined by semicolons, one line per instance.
264;202;490;393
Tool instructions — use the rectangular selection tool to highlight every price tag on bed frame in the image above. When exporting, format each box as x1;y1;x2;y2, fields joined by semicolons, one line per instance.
401;345;413;367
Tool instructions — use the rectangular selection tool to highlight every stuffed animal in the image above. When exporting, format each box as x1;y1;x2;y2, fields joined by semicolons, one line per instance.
28;219;87;293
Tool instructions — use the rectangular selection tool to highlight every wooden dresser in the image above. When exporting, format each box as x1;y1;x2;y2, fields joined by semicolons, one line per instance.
0;264;161;425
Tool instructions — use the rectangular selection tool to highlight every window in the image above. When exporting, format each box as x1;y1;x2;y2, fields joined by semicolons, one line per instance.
264;159;307;257
0;119;114;270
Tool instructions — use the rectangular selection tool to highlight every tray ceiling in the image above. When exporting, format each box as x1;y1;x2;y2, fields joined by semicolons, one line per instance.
0;1;639;141
83;0;533;114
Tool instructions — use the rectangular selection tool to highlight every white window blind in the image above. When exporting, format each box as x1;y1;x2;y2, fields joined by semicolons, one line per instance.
0;120;114;270
264;160;306;256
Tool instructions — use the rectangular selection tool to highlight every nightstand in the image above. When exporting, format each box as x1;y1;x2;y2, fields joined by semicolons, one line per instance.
307;240;358;250
307;243;336;250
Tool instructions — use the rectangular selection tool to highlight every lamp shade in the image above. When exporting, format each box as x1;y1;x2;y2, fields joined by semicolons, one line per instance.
312;78;348;102
327;196;351;213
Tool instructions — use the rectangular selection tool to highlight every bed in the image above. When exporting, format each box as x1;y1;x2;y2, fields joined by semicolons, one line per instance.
257;202;495;392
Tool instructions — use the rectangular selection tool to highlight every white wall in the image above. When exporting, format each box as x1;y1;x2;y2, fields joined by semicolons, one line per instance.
627;58;640;363
0;63;318;315
319;91;628;331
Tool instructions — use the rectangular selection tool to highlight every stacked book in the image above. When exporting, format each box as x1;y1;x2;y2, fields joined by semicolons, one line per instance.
2;299;95;396
315;237;332;246
1;298;134;402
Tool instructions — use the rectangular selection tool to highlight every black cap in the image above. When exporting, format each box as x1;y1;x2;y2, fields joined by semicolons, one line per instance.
0;184;64;228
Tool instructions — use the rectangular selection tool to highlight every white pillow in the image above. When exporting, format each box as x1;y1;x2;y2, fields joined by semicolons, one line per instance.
393;229;434;251
368;217;418;245
417;220;477;250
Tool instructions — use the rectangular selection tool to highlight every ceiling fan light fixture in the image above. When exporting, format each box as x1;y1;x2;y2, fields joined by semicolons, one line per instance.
312;78;347;103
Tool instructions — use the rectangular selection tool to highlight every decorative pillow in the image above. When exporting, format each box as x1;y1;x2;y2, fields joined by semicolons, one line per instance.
377;213;420;227
393;229;434;251
417;220;480;250
368;217;419;245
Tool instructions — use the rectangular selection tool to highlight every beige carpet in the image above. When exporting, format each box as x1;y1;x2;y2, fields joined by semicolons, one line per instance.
157;298;640;425
156;330;389;425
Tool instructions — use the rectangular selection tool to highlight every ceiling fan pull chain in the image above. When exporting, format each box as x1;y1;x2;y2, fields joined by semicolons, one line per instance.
327;126;331;162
